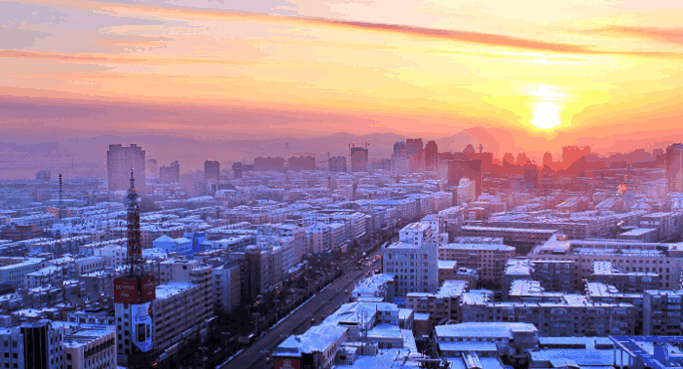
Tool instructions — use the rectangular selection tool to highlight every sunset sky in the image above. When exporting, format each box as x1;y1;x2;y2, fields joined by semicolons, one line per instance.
2;0;683;149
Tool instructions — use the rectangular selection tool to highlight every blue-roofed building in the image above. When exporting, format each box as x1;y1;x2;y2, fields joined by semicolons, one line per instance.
152;235;192;255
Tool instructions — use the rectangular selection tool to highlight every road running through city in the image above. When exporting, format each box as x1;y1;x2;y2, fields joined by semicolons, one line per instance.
219;248;383;369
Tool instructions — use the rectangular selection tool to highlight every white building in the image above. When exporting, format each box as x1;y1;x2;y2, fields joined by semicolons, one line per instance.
383;222;439;297
63;325;117;369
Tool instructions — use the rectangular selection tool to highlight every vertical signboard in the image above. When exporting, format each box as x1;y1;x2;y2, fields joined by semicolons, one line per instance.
114;278;138;303
141;276;156;302
131;301;154;352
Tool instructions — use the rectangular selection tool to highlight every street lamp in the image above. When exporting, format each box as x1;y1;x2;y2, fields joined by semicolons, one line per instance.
221;331;231;356
273;299;281;322
253;312;261;338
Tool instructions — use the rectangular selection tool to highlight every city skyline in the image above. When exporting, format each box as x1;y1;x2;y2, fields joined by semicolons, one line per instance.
1;0;683;148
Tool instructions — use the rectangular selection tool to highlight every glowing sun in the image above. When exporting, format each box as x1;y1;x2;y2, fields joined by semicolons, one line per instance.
531;101;562;130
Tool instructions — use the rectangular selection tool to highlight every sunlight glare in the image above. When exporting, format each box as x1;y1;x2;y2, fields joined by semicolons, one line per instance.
531;101;562;130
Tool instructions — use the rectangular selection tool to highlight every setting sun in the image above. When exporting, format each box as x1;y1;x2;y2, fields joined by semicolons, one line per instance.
531;102;562;130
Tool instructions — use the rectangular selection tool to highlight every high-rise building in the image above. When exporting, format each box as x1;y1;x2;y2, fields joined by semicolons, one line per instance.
232;162;244;179
350;147;368;172
392;141;409;176
35;170;51;181
562;145;590;166
159;160;180;184
406;138;424;172
287;156;316;171
214;261;241;314
204;160;220;182
425;140;438;172
666;143;683;193
328;156;346;172
0;320;66;369
382;222;439;297
254;156;285;171
107;144;146;193
542;152;553;167
146;158;158;177
446;159;482;197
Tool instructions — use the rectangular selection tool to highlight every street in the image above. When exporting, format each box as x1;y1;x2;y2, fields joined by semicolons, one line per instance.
220;247;383;369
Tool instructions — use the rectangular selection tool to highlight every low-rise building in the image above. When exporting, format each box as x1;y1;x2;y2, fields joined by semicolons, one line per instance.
438;243;515;285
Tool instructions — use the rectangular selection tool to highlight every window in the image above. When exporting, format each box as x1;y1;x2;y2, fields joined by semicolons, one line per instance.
66;353;71;360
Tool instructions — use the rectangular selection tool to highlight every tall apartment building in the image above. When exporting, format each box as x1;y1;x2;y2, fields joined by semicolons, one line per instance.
643;290;683;336
391;142;409;176
425;140;438;172
0;320;66;369
328;156;347;172
106;144;146;193
383;222;439;297
159;161;180;184
63;325;117;369
159;258;215;322
214;261;241;314
350;147;368;172
406;138;424;172
666;143;683;193
204;160;220;182
152;283;203;358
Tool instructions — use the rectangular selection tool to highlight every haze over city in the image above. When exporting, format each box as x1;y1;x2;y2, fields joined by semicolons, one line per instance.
2;0;683;178
2;1;683;369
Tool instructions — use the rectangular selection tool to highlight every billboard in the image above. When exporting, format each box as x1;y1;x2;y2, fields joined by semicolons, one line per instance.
114;278;138;303
131;301;154;352
141;276;156;302
274;358;301;369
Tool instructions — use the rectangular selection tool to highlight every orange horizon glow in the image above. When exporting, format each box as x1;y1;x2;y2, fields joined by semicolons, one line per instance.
1;0;683;147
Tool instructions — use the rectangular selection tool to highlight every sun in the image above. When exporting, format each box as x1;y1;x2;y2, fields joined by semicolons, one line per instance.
531;101;562;130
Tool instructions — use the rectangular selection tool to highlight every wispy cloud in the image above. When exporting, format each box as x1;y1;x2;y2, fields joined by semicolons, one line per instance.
0;49;260;65
11;0;683;58
584;25;683;46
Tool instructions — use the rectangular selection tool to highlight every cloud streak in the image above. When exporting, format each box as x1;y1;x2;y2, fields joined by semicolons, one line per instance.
11;0;683;58
584;25;683;46
0;49;260;65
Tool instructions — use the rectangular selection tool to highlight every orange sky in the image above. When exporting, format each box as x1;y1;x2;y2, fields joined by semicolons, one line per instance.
1;0;683;148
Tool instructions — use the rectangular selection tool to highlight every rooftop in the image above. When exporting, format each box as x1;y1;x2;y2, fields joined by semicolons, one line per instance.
440;243;514;252
436;322;537;338
156;282;196;299
274;324;348;356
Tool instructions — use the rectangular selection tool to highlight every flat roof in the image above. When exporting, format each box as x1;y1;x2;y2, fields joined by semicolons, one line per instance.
156;282;196;299
275;324;348;356
440;243;514;252
438;260;457;270
436;322;537;338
